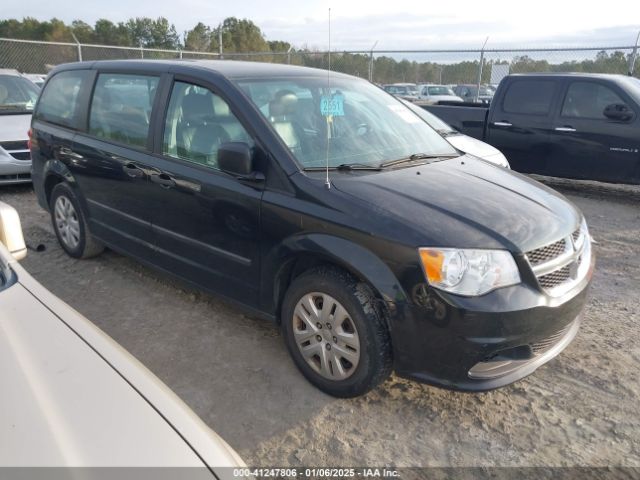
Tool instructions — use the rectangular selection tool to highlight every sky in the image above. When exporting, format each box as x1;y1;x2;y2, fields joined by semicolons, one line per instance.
3;0;640;50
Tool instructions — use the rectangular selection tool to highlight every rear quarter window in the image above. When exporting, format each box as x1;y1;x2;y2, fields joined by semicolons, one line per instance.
34;70;91;128
502;80;557;115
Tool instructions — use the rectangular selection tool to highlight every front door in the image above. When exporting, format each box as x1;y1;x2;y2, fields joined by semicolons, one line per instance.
486;78;561;174
148;79;263;306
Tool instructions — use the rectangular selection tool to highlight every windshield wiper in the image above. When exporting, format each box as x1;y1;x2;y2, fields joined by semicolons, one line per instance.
304;163;382;171
380;153;458;168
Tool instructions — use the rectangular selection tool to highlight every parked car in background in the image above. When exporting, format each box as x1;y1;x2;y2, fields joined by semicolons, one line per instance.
400;99;510;168
417;84;463;104
453;84;494;103
31;60;593;398
23;73;47;88
0;69;38;185
382;83;420;101
0;201;243;470
425;73;640;184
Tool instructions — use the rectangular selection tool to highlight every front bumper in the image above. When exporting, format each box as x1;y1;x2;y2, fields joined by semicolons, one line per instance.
0;154;31;185
391;254;593;391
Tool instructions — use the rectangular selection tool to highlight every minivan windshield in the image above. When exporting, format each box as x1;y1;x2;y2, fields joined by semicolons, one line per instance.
0;75;40;114
238;77;458;169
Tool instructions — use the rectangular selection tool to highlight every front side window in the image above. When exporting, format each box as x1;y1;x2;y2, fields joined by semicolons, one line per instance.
163;81;253;169
35;70;90;128
561;82;625;119
503;80;557;115
238;76;457;169
89;73;159;148
0;75;39;115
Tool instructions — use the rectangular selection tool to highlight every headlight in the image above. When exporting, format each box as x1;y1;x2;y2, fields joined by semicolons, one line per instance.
419;248;521;296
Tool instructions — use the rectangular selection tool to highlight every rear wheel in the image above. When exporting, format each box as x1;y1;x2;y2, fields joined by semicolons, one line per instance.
281;266;392;397
50;183;104;259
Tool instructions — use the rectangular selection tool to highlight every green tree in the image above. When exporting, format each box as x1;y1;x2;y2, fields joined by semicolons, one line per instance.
211;17;269;53
184;22;211;51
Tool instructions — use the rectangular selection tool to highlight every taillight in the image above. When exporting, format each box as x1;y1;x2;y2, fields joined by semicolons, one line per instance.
27;128;32;150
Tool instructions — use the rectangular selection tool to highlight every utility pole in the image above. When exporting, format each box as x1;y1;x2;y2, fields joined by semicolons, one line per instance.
218;24;223;59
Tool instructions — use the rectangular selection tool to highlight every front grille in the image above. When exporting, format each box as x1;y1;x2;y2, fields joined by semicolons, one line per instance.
1;140;31;161
572;228;581;243
9;151;30;160
538;264;572;289
0;140;28;151
525;222;589;296
527;238;566;266
530;323;572;355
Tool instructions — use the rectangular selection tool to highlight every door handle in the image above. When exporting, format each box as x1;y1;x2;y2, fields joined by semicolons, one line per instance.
150;173;176;189
554;126;577;132
123;163;145;178
493;121;512;127
59;146;83;160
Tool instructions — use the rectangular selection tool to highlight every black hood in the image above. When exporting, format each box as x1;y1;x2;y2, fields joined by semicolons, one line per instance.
330;156;581;253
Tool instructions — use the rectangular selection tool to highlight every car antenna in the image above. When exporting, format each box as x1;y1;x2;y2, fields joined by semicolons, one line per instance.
324;7;332;189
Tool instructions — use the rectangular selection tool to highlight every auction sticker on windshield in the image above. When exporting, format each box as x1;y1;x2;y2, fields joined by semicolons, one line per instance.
320;94;345;116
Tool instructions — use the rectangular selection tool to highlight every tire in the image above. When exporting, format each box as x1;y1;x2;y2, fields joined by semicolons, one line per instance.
50;183;104;259
281;266;392;397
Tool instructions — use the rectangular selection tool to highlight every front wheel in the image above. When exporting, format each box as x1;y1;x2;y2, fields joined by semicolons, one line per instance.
281;266;392;397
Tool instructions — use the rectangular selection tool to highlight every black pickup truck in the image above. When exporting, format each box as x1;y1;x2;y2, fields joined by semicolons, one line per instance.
424;73;640;184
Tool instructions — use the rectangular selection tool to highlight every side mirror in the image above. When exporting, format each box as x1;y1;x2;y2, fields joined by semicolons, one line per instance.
218;142;255;177
0;202;27;261
603;103;634;122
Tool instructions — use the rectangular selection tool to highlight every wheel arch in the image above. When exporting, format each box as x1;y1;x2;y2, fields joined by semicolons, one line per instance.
42;159;84;209
262;233;408;325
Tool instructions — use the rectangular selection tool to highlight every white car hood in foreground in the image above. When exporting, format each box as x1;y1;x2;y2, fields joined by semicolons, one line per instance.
0;114;31;142
0;244;243;471
446;133;510;168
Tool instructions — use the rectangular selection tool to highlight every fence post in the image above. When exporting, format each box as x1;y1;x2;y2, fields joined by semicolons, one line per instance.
629;30;640;76
475;37;489;102
368;40;378;82
140;44;144;59
70;31;82;62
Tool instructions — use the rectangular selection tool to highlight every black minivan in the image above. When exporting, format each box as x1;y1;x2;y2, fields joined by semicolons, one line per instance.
30;60;594;397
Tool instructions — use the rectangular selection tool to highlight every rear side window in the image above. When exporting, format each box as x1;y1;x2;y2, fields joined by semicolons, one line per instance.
502;80;557;115
561;82;625;119
35;70;90;128
89;73;159;148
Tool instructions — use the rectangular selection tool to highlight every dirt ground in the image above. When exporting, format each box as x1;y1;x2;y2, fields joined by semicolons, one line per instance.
1;177;638;468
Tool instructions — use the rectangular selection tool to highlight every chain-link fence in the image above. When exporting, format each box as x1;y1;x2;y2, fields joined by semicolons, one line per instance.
1;37;639;86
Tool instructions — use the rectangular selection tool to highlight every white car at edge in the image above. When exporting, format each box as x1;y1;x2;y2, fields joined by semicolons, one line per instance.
0;202;243;474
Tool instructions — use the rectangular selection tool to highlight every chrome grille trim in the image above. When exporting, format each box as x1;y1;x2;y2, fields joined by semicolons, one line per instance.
525;223;590;297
